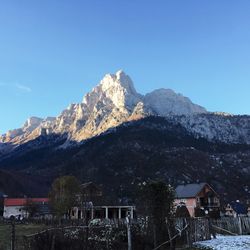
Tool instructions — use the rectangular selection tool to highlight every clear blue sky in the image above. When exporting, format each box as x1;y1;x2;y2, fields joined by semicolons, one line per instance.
0;0;250;134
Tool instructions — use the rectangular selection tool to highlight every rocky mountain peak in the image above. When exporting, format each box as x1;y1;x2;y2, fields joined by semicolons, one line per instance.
100;70;137;95
0;70;212;151
83;70;141;110
143;88;207;116
23;117;43;133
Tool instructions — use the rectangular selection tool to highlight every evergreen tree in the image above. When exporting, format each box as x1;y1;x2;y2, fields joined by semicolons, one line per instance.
138;181;175;249
175;204;190;218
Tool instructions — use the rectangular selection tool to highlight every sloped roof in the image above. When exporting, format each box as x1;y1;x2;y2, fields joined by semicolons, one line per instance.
4;198;49;206
175;183;207;198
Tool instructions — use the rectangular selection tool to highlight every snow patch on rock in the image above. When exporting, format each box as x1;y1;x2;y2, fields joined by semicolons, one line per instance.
144;88;206;116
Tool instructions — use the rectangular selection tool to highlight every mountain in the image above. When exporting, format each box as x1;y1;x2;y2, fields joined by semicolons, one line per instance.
0;117;56;153
0;117;250;203
0;70;207;153
0;169;50;197
143;88;206;116
1;70;250;201
173;113;250;144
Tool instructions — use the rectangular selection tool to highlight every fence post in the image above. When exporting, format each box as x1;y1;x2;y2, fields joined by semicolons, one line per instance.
185;218;191;247
126;215;132;250
86;226;89;250
51;234;56;250
11;219;15;250
238;217;242;235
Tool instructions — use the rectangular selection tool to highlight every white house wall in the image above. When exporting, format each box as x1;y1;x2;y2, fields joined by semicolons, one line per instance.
3;206;28;219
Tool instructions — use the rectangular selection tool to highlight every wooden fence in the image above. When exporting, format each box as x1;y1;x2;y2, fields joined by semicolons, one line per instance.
175;217;211;248
212;217;250;235
2;216;250;250
4;217;209;250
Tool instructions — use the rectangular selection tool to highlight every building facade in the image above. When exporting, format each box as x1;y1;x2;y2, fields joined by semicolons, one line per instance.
174;183;220;217
71;182;136;220
3;198;49;219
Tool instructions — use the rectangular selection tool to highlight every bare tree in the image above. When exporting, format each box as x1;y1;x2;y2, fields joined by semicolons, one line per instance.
49;176;80;219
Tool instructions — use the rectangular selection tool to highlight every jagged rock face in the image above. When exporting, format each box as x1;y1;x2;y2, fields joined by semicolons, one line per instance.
143;89;206;116
84;70;141;109
0;117;56;147
23;117;43;133
173;114;250;144
1;117;43;142
3;69;250;152
51;71;149;142
1;70;209;151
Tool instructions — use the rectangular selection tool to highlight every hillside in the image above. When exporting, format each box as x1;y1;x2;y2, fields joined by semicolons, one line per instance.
1;116;250;204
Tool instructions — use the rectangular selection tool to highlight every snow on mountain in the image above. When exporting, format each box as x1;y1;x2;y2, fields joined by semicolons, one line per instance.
144;88;206;116
172;113;250;144
2;70;250;152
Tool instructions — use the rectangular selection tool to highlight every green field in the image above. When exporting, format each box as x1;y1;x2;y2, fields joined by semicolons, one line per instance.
0;222;48;250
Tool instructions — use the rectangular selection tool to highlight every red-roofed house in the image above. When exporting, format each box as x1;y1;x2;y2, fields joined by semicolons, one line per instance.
3;198;49;219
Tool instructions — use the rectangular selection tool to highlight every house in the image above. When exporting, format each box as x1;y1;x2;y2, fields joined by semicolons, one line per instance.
174;183;220;217
225;201;248;217
71;182;135;220
3;198;49;219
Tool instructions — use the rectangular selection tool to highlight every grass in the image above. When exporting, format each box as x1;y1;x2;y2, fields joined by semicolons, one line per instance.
0;222;48;250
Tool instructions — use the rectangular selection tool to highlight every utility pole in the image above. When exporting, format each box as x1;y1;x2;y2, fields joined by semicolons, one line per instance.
11;219;15;250
126;213;132;250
